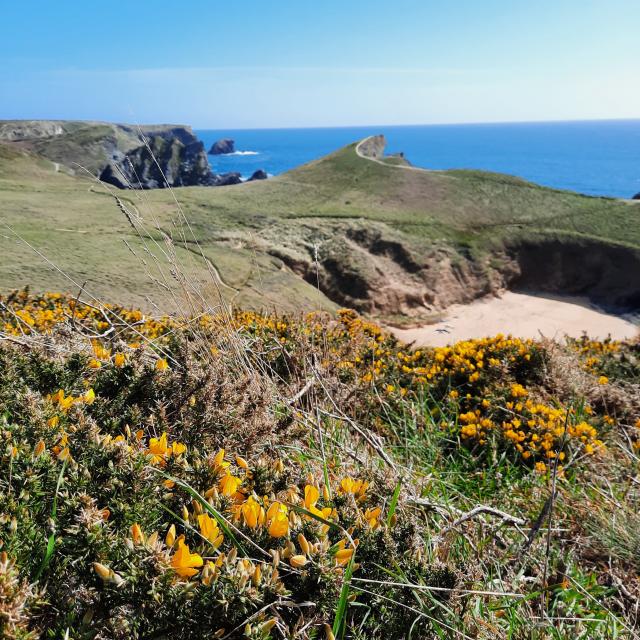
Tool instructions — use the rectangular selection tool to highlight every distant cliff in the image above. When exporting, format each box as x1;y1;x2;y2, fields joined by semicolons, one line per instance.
0;120;218;189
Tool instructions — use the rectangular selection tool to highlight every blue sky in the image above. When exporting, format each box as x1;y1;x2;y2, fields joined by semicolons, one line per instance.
1;0;639;128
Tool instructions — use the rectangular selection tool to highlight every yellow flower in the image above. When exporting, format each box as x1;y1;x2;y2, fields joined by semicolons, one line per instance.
114;353;126;368
147;432;169;465
304;485;319;511
267;502;289;538
155;358;169;372
171;540;203;578
131;523;144;544
57;446;71;461
92;340;111;361
219;472;242;497
510;383;528;398
241;496;264;529
83;388;95;405
335;548;354;566
598;376;609;385
93;562;111;580
339;477;369;500
364;506;382;529
197;513;224;548
171;441;187;456
166;524;176;547
235;455;249;470
93;562;124;585
212;448;230;471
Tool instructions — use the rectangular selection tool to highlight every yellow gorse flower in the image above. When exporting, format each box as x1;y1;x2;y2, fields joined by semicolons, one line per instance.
241;496;265;529
339;477;369;501
289;554;307;568
197;513;224;548
267;501;289;538
335;547;355;566
155;358;169;372
171;540;203;578
131;523;144;544
219;472;242;497
145;432;187;466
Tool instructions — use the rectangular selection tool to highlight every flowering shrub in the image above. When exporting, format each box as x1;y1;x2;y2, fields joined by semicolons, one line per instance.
0;291;616;473
0;291;635;636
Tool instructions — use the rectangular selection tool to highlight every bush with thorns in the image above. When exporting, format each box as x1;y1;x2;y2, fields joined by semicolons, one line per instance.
0;290;639;638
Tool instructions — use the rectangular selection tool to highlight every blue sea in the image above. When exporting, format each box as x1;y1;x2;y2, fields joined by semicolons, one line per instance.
196;120;640;199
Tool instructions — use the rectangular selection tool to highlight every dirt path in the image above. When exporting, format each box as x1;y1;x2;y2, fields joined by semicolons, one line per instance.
354;136;437;173
390;291;639;346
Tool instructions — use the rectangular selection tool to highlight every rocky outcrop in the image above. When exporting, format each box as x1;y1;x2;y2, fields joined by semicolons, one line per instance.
214;172;242;186
267;219;640;318
209;138;235;155
356;135;386;159
0;120;229;189
0;120;65;141
633;192;640;200
100;128;216;189
248;169;268;181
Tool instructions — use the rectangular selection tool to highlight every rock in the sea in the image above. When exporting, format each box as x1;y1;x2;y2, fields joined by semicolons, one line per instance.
209;138;235;155
633;192;640;200
214;172;242;186
247;169;268;181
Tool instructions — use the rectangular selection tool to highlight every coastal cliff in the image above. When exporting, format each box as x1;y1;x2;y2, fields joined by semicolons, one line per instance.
0;120;217;189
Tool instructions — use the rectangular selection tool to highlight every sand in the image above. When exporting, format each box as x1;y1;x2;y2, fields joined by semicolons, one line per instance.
390;291;639;347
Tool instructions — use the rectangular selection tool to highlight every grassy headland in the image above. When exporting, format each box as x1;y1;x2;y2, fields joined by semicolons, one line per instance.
1;128;640;320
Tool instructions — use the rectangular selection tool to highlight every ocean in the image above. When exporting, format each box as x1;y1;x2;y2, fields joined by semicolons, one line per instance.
196;120;640;198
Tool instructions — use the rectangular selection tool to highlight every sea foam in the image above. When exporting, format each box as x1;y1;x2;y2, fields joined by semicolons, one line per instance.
224;150;260;156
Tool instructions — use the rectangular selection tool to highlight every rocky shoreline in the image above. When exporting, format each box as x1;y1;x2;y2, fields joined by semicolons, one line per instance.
0;120;267;190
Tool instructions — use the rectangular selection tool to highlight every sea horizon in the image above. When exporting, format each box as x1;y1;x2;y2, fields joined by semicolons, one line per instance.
194;116;640;131
197;119;640;198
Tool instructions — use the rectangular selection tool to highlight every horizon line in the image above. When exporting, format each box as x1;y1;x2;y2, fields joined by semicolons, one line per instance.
191;116;640;131
2;116;639;131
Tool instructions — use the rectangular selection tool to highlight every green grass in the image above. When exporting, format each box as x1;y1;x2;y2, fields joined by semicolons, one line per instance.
1;133;639;315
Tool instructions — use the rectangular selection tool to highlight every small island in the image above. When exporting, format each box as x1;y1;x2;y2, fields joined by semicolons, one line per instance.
208;138;235;155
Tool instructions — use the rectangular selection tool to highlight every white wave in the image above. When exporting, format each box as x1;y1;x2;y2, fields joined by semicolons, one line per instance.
223;150;260;156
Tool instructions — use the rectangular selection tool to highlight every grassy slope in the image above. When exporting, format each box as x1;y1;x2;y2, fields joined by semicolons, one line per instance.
1;137;639;312
0;143;333;313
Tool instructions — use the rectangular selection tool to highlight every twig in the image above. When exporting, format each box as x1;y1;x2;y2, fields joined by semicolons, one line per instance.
283;376;316;406
437;505;526;539
0;333;30;346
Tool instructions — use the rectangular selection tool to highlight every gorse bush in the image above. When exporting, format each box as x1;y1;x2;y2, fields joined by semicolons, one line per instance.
0;291;638;638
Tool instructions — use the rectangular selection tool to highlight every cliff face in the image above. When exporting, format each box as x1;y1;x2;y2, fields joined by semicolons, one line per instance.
0;120;216;189
99;127;216;189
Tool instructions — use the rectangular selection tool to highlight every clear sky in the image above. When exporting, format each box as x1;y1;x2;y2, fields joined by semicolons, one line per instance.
1;0;639;128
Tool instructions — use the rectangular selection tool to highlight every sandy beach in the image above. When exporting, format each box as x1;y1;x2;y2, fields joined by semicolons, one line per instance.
391;291;639;347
